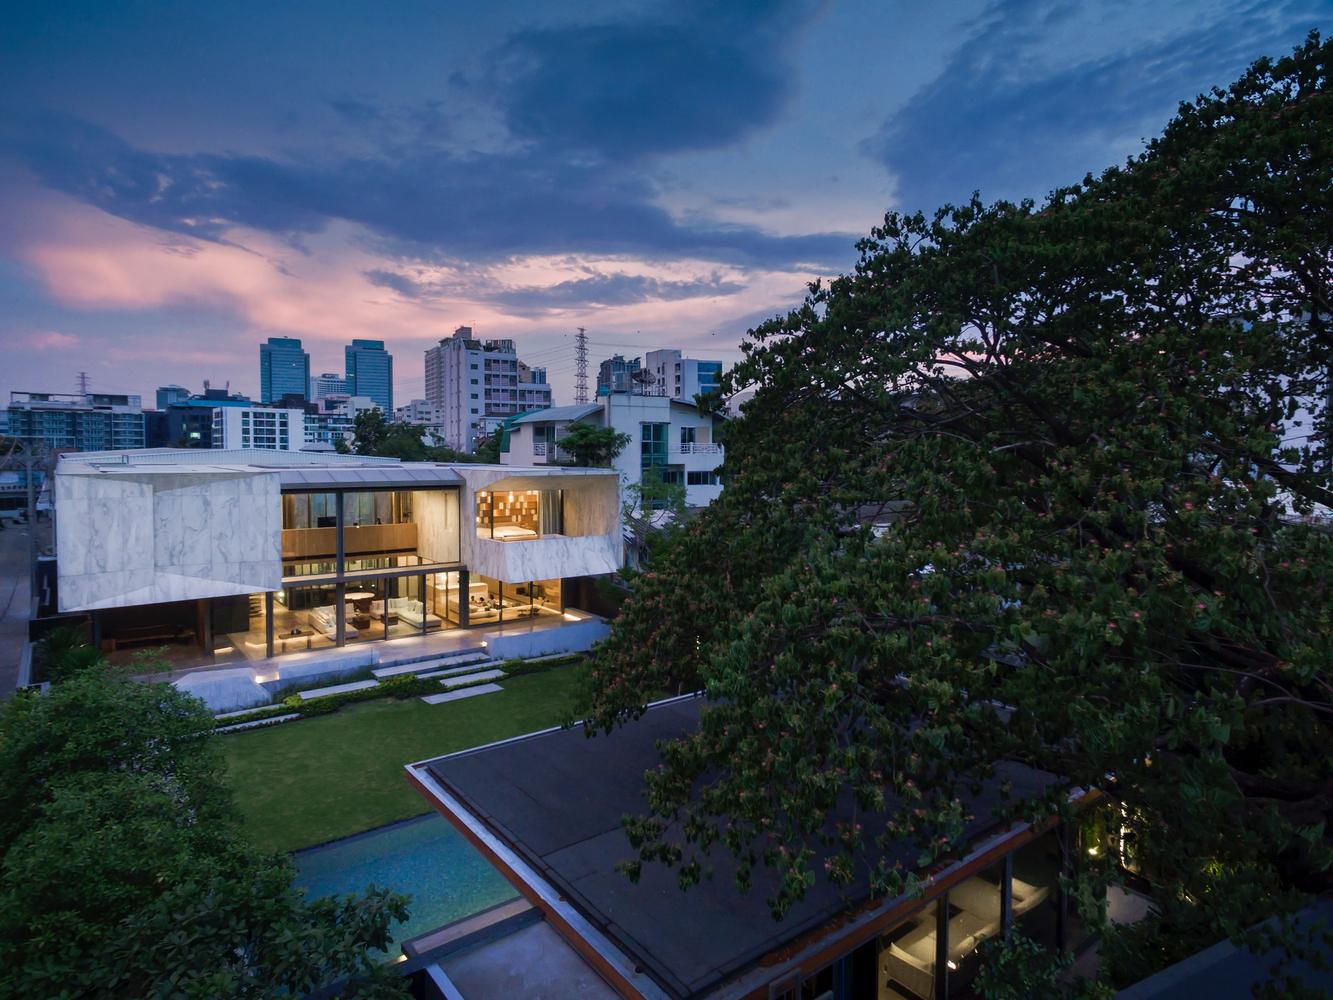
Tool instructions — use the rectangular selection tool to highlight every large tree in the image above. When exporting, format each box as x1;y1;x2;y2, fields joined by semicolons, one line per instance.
586;35;1332;990
0;664;408;997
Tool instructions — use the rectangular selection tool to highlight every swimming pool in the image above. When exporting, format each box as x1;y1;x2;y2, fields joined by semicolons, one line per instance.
293;813;518;955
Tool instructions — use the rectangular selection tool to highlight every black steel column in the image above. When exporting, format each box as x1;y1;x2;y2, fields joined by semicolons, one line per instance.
335;582;346;646
265;592;275;659
335;491;345;572
1001;853;1014;938
1056;822;1070;951
457;568;469;627
418;572;427;635
935;893;949;1000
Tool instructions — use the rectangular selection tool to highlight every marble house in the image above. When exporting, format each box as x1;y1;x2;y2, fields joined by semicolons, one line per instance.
52;449;621;665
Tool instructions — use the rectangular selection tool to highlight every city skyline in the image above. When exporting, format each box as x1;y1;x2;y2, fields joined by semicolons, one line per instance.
1;1;1322;408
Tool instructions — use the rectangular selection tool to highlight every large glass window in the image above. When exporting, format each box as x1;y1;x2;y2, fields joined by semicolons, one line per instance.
273;582;340;653
282;488;459;578
209;593;266;662
475;489;562;540
1011;830;1062;952
882;899;943;1000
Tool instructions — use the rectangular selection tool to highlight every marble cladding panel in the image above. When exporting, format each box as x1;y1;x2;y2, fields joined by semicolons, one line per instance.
57;469;281;612
413;488;460;564
471;533;620;583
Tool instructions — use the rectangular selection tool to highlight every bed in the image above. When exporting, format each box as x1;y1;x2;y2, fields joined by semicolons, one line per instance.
490;523;539;540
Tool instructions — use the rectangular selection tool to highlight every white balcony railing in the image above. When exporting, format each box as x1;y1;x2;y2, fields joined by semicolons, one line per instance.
674;442;723;455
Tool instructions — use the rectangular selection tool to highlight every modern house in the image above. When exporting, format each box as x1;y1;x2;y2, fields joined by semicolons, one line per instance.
52;449;620;667
502;392;725;508
406;696;1114;1000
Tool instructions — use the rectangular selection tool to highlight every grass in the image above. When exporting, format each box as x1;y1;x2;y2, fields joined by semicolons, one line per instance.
221;668;586;854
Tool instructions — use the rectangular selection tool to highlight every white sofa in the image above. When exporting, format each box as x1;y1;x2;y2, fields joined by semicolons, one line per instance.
308;605;358;638
386;597;443;630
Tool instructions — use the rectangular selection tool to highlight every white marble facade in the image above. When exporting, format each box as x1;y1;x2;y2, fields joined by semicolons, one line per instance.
57;466;282;612
455;467;621;582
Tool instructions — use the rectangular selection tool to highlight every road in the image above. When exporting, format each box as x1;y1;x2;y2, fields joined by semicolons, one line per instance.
0;521;33;696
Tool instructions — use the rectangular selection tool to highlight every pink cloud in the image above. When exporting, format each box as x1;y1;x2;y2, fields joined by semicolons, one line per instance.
28;330;81;350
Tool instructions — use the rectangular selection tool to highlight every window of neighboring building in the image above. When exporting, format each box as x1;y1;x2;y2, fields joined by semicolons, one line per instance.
640;422;669;473
687;470;719;486
680;426;696;445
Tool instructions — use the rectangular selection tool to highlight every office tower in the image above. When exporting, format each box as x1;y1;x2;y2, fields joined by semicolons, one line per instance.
425;326;553;452
260;337;310;403
308;372;348;401
155;385;190;410
345;339;393;412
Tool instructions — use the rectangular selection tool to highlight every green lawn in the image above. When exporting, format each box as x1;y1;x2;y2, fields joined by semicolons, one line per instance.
221;668;585;853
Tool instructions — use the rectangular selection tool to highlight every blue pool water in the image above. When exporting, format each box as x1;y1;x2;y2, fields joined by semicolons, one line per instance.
293;814;518;954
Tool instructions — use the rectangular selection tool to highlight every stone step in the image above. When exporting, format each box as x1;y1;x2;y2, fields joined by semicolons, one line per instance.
372;651;490;680
420;683;503;706
416;660;499;680
377;645;488;669
297;678;379;700
216;713;302;734
439;668;506;690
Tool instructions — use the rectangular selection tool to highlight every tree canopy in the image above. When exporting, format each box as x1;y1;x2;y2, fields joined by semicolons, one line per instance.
0;660;408;998
558;422;631;467
342;408;480;463
585;34;1332;990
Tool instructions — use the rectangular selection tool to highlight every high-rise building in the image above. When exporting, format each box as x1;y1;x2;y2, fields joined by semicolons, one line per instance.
211;406;305;452
308;372;348;401
259;337;310;404
7;391;146;452
597;355;642;395
345;339;393;412
643;349;725;403
425;326;554;452
155;385;190;410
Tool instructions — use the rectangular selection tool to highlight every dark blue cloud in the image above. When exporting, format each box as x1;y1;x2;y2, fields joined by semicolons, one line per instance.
490;271;745;312
492;0;823;158
3;111;853;270
865;0;1327;213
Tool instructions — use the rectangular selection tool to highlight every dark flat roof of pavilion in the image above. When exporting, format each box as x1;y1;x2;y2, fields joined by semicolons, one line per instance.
418;697;1057;999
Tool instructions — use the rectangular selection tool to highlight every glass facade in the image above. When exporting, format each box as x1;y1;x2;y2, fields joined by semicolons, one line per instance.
282;488;459;579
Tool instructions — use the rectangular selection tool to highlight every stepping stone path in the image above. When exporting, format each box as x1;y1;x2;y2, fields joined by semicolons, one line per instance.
438;668;506;690
215;713;301;734
297;678;379;700
417;660;498;680
420;683;503;705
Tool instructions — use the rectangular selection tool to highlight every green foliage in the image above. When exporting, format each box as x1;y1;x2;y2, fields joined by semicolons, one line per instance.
0;666;409;997
347;407;485;463
973;933;1106;1000
558;422;631;467
34;625;101;683
585;31;1333;989
473;431;503;464
623;467;688;569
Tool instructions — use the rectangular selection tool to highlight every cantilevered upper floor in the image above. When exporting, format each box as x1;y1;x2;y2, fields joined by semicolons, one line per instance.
54;449;620;613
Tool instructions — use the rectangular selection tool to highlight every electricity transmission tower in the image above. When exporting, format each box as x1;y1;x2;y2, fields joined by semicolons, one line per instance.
574;327;589;404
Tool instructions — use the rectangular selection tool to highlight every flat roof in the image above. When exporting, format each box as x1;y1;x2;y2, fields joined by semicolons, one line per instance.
417;698;1056;999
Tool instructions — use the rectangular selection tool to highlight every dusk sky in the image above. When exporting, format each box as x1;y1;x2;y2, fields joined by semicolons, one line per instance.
1;1;1324;408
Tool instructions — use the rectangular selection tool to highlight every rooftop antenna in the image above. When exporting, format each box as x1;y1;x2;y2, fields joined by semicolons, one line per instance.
77;371;89;395
574;327;589;404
